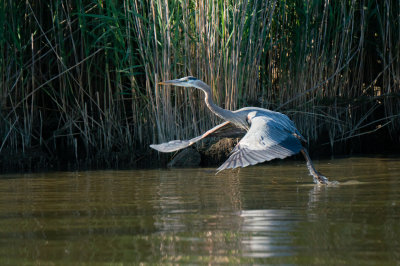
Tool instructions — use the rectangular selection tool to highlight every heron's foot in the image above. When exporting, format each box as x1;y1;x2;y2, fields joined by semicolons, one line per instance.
313;173;339;185
305;160;337;185
313;172;330;185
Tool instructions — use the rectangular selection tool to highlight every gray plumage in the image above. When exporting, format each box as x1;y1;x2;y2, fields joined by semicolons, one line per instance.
151;76;330;184
217;115;303;172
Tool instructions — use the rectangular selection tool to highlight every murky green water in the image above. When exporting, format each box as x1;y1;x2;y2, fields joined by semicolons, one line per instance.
0;157;399;264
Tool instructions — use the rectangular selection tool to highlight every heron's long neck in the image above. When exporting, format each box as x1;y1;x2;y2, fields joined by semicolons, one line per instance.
196;83;235;122
205;92;235;120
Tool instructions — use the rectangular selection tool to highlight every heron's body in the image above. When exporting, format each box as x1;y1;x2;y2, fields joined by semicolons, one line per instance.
232;106;304;136
151;76;330;184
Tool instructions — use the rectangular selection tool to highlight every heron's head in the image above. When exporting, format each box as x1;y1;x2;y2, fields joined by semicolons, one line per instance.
158;76;204;89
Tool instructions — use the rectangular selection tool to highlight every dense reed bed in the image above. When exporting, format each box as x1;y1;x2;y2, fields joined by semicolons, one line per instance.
0;1;399;171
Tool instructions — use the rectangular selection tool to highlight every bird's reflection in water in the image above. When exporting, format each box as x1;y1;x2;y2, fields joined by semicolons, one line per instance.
307;181;340;209
308;184;327;207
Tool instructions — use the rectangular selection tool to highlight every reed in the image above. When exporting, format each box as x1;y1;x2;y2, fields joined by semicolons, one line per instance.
0;1;399;171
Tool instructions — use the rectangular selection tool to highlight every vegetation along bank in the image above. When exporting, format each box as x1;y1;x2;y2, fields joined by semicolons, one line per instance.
1;1;399;172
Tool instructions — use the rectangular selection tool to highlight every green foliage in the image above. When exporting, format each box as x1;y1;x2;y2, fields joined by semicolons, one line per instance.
0;0;399;170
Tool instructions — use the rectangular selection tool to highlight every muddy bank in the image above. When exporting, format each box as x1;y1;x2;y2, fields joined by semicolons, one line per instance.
2;129;399;174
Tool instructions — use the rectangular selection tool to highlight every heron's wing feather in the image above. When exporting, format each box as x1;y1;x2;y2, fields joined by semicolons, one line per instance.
150;121;244;153
150;137;202;153
217;116;302;171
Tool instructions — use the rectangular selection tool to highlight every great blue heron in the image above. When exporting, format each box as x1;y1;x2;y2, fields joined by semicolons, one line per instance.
151;76;330;184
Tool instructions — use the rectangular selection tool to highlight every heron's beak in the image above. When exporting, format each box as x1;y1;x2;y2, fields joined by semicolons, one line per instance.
158;79;182;86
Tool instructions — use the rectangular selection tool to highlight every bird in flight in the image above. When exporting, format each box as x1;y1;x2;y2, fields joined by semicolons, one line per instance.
151;76;330;184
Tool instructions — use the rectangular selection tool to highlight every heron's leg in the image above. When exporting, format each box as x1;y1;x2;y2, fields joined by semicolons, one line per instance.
300;148;329;184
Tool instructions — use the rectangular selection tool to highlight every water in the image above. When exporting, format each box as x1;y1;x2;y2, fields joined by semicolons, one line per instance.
0;157;399;264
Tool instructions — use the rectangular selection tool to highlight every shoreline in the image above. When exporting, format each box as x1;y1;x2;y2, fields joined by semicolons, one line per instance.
1;136;399;175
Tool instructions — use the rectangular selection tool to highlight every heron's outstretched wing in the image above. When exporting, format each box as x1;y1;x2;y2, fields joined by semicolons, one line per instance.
150;121;245;153
217;116;302;171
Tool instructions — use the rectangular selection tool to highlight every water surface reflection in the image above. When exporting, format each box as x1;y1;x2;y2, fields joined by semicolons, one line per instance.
0;157;399;264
